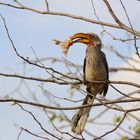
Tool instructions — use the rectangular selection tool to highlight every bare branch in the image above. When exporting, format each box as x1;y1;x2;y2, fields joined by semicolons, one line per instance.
45;0;49;11
1;72;140;88
20;127;50;140
0;14;81;82
0;97;140;111
109;67;140;73
94;112;127;140
18;104;61;140
119;0;139;56
103;0;140;36
0;2;140;36
17;129;23;140
0;1;140;139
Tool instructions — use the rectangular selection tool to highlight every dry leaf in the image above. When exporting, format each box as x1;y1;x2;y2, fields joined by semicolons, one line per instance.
53;38;72;56
53;39;61;45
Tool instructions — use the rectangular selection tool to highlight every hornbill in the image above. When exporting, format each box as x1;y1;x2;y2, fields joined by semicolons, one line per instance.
70;33;109;134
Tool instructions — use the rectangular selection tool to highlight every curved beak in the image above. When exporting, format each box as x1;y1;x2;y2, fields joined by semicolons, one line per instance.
71;33;90;45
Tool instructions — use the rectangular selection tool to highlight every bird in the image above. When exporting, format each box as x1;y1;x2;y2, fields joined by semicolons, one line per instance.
70;33;109;135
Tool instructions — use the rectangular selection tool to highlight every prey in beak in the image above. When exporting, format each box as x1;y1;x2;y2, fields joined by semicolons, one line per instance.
53;33;95;55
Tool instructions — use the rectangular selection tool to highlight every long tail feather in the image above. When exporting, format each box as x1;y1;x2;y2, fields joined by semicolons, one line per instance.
71;94;95;134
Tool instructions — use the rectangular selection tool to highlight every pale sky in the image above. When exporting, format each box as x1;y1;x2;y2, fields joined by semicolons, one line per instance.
0;0;140;140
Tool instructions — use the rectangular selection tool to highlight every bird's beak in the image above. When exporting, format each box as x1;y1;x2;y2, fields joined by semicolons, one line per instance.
71;33;90;45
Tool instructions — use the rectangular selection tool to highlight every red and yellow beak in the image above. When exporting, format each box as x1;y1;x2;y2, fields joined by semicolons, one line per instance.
71;33;91;45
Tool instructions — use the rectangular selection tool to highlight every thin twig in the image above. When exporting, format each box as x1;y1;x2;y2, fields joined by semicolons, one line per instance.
110;84;138;99
94;112;127;140
18;104;61;140
20;127;50;140
0;14;82;83
45;0;49;11
119;0;139;57
109;67;140;73
17;129;23;140
103;0;140;36
0;2;140;36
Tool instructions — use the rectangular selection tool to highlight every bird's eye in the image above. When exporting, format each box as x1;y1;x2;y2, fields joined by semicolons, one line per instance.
89;35;94;39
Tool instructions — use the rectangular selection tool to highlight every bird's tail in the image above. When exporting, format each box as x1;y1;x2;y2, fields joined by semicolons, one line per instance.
71;94;95;134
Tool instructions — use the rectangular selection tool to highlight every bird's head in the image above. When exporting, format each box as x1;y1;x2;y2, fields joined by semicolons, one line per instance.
70;33;101;47
54;32;102;56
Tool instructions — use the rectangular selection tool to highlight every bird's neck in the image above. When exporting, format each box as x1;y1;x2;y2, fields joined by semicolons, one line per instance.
86;45;101;55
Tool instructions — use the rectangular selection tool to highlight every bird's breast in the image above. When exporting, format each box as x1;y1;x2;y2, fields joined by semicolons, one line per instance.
85;53;107;82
